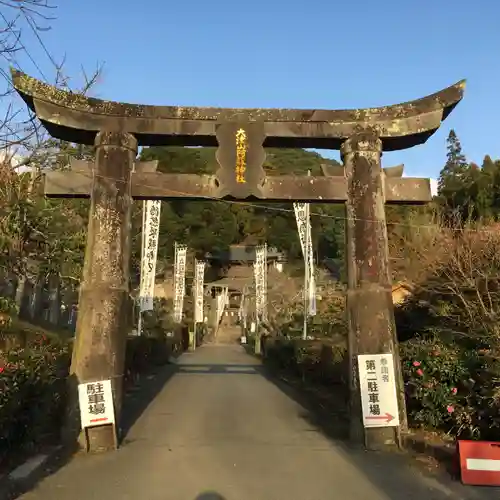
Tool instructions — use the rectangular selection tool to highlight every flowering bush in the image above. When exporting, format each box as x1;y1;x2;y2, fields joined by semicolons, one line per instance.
264;334;500;440
399;336;500;439
394;219;500;439
401;338;467;429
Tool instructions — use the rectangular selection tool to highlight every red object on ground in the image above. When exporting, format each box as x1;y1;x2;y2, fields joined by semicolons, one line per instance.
458;440;500;486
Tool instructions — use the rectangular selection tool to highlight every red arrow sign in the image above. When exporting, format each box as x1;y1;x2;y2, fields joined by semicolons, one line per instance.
366;413;394;423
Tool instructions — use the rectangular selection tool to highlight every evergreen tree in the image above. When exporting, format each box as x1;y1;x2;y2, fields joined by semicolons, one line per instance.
437;130;471;220
438;129;468;195
481;155;496;175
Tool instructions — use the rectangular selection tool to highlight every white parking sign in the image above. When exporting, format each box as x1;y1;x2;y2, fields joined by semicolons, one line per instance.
78;379;115;429
357;354;399;428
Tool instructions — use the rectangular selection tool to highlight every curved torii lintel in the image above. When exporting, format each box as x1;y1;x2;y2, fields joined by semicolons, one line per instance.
11;69;465;151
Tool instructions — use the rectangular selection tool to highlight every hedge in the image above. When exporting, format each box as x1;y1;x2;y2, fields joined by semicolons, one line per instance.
0;329;185;463
262;336;500;441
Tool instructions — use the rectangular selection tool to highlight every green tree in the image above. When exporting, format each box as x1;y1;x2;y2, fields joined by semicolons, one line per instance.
437;130;472;222
438;130;468;192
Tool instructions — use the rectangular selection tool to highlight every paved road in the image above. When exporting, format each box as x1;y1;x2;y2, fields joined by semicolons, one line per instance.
14;345;500;500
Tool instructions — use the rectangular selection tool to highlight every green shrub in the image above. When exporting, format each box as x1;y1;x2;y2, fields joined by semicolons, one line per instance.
400;338;470;429
264;334;500;440
0;324;185;460
124;334;171;376
264;338;348;386
400;336;500;440
462;352;500;440
0;341;71;459
264;338;297;372
394;221;500;439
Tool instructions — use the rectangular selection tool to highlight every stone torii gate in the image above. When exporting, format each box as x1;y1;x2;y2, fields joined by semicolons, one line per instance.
11;69;464;452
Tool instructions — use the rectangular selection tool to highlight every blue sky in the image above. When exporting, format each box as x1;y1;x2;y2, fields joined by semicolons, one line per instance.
12;0;500;180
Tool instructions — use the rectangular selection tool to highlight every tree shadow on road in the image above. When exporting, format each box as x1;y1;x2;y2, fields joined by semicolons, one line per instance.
194;492;227;500
0;362;179;500
258;363;500;500
120;362;178;442
0;437;80;499
256;363;350;441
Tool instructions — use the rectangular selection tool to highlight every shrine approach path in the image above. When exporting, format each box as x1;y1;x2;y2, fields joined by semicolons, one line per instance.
15;344;500;500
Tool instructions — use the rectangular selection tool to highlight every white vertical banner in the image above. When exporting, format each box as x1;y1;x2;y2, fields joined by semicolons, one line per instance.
294;202;316;317
140;200;147;293
253;244;268;322
173;243;188;323
309;273;317;316
138;201;150;313
194;260;205;323
139;200;161;312
216;287;228;324
242;286;249;328
253;248;261;321
262;244;268;322
216;293;222;324
294;203;308;259
238;292;245;322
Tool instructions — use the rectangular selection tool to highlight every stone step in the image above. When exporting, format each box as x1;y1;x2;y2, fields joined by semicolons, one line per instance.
214;326;241;345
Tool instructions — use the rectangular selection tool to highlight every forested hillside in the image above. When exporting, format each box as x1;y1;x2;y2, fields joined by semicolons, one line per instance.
139;146;345;268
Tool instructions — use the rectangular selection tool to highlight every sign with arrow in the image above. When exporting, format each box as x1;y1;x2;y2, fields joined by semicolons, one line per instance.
358;353;399;428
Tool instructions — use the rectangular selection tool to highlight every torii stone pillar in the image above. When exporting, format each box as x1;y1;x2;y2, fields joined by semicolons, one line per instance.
342;131;407;449
65;131;137;452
